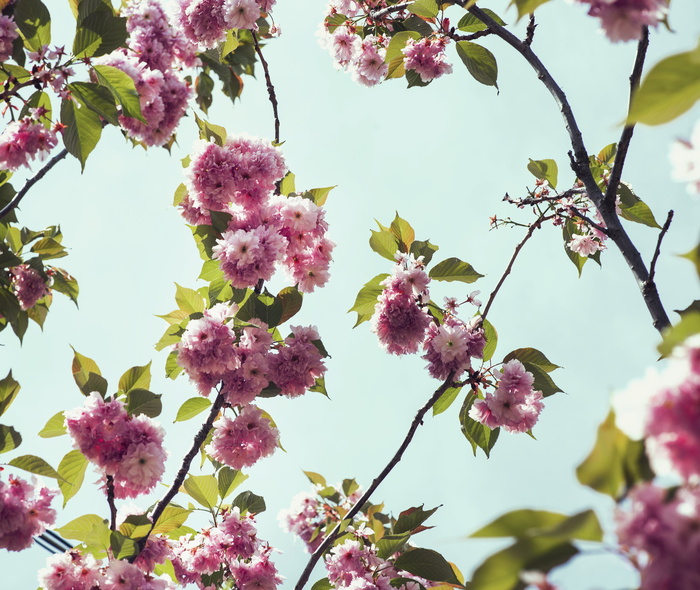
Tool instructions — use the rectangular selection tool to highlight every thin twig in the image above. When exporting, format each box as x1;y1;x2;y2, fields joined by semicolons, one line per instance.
467;6;670;332
252;32;280;144
525;14;536;46
0;148;69;221
481;213;551;322
294;373;456;590
503;186;586;206
451;29;494;42
646;210;674;286
369;2;410;20
605;27;649;207
106;475;117;531
568;206;608;235
136;391;226;554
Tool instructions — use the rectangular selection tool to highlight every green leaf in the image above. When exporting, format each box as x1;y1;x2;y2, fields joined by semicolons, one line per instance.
279;172;295;196
194;113;227;146
402;14;433;36
174;397;212;422
307;186;336;207
370;229;401;261
576;410;654;499
50;269;79;305
628;42;700;126
393;548;463;586
503;348;560;372
376;533;411;559
8;454;61;480
521;362;563;397
118;362;152;394
110;531;137;560
562;219;587;276
126;388;162;418
348;273;389;327
429;257;483;283
303;470;327;487
68;82;119;126
237;291;283;328
394;505;439;535
471;509;602;542
508;0;553;20
71;348;108;397
407;0;439;19
175;283;205;315
183;474;219;509
19;91;52;129
119;513;152;539
0;371;20;418
482;319;498;362
152;505;191;536
679;241;700;279
218;467;248;500
13;0;51;52
57;450;89;507
390;213;416;253
165;350;184;379
56;514;110;552
455;41;498;89
658;312;700;357
61;97;102;170
617;185;661;229
73;1;127;58
93;64;144;122
432;386;463;416
233;490;266;515
278;286;303;324
457;9;506;32
597;142;617;165
527;158;558;189
409;239;438;265
38;411;67;438
460;392;499;458
310;578;333;590
0;424;22;454
385;31;422;63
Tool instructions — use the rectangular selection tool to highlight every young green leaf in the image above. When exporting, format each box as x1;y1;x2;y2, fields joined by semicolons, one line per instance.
0;371;20;418
429;257;483;283
455;41;498;89
348;273;389;327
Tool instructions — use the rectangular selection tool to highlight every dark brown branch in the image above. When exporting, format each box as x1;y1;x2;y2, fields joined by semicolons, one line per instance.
482;213;551;322
525;14;536;46
252;32;280;145
503;186;586;206
136;391;226;553
369;2;410;20
294;374;456;590
0;148;69;221
646;210;673;286
451;29;494;42
467;6;670;332
605;27;649;207
106;475;117;531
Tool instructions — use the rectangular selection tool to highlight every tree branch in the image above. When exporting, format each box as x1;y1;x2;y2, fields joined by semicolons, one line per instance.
467;6;670;332
0;148;69;221
525;14;536;46
369;2;410;21
482;213;551;322
646;209;673;286
136;391;226;553
605;26;649;207
294;373;456;590
252;32;281;145
105;475;117;531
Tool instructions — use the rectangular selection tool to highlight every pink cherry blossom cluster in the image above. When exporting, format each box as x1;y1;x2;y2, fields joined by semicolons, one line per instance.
26;45;75;100
614;482;700;589
0;14;18;62
175;0;277;49
669;120;700;196
469;359;544;433
319;23;389;87
371;253;432;355
9;264;49;310
176;304;326;401
39;551;176;590
205;404;279;469
279;482;364;552
170;507;281;590
423;315;486;380
325;538;436;590
95;0;193;147
183;136;334;292
402;37;453;83
0;113;58;172
64;392;167;499
576;0;669;42
0;474;57;552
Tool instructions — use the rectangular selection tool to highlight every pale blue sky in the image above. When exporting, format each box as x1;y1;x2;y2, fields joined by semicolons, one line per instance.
1;1;699;588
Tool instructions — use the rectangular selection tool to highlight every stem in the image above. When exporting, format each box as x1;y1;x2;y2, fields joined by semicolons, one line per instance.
369;2;410;20
482;213;551;322
294;374;456;590
0;148;69;221
467;6;670;332
525;14;536;46
106;475;117;531
646;210;673;286
605;27;649;207
252;32;280;145
136;391;226;553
